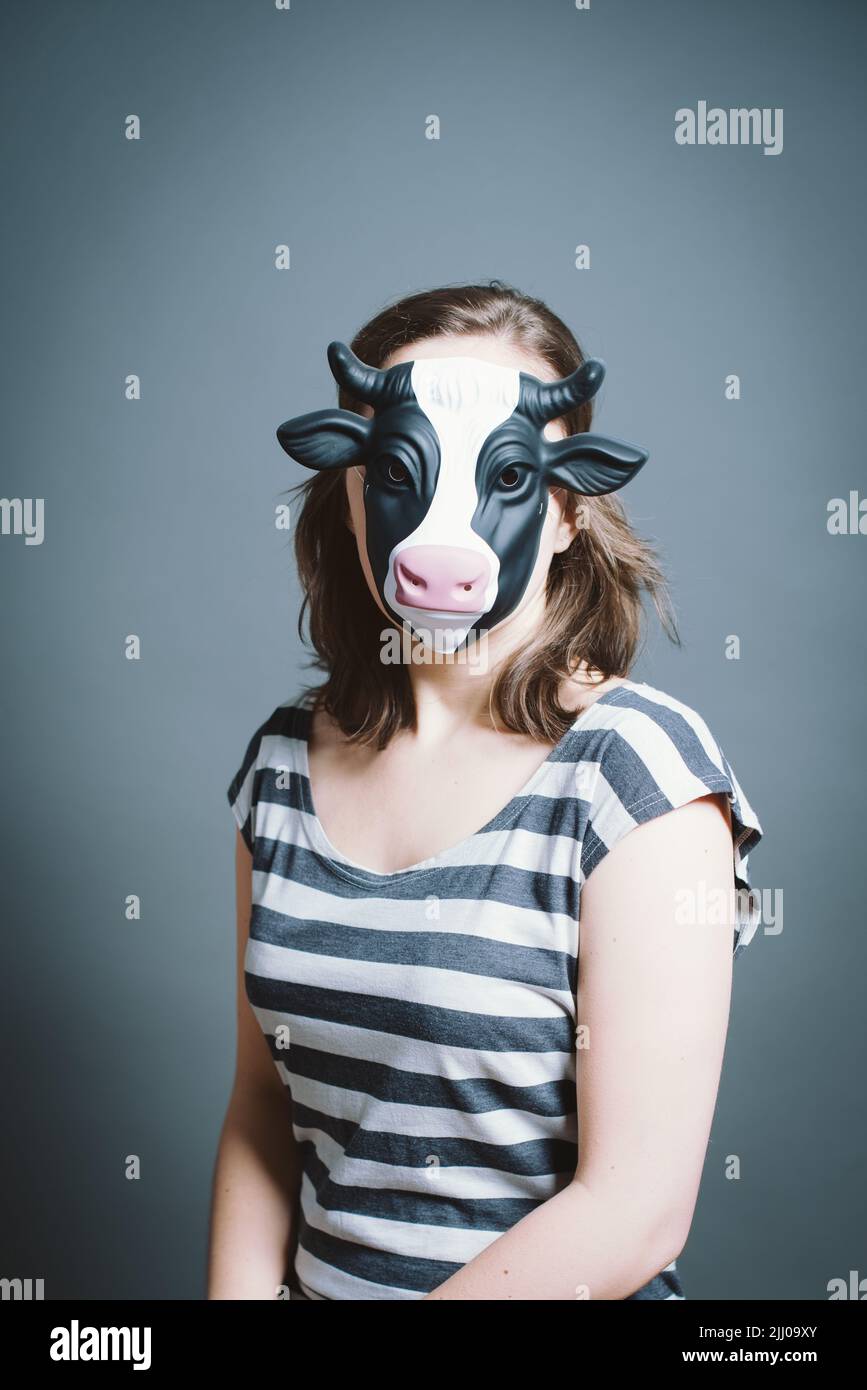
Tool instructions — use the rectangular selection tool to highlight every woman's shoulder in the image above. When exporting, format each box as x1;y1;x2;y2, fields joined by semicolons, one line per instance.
227;690;315;785
586;676;754;805
566;670;724;745
579;676;764;914
242;688;318;742
588;675;724;741
226;690;317;852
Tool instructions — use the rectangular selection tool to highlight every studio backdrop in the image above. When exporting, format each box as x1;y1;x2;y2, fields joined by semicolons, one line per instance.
1;0;864;1301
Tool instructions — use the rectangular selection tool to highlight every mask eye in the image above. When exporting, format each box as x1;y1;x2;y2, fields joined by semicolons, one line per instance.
498;465;523;489
381;456;409;485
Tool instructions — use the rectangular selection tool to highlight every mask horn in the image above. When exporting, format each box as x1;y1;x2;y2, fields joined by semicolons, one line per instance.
326;341;392;406
520;358;606;427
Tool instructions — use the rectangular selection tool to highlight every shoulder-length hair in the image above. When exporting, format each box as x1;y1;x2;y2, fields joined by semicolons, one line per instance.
287;280;678;747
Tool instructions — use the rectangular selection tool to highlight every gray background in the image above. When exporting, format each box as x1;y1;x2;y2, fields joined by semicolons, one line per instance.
1;0;864;1300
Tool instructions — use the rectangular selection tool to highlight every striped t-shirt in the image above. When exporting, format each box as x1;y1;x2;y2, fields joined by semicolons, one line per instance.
226;677;764;1301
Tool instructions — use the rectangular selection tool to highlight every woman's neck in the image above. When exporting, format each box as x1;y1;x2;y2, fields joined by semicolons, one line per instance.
404;585;605;735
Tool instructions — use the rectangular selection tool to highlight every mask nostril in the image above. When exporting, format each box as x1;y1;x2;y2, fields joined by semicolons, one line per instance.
397;561;426;592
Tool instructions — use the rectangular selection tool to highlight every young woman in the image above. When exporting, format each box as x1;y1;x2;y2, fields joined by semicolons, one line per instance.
208;282;764;1301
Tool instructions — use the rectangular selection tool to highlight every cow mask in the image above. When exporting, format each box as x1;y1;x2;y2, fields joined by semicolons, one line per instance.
276;341;649;654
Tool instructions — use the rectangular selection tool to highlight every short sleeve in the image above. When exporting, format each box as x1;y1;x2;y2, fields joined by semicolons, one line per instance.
579;688;764;960
226;713;272;853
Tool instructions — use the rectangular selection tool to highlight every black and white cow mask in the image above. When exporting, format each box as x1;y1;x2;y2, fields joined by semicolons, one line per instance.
277;341;649;654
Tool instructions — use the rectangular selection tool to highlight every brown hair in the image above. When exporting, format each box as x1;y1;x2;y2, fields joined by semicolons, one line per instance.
287;280;679;746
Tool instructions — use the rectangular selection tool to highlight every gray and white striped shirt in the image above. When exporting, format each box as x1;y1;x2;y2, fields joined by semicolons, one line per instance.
227;678;763;1300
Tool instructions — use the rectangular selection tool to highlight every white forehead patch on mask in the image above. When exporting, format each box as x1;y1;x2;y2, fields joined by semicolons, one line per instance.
383;355;522;653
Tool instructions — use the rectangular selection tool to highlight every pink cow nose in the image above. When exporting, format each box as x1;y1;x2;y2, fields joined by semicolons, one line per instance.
394;546;491;613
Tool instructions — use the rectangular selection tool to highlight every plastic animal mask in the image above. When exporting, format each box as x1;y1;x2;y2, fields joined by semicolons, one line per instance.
277;341;649;653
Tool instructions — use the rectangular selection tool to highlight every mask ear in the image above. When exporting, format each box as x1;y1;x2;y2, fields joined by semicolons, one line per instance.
542;432;649;495
276;407;371;471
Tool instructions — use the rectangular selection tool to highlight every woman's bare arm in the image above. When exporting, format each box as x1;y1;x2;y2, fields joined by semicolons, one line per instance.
206;829;304;1299
423;792;735;1300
